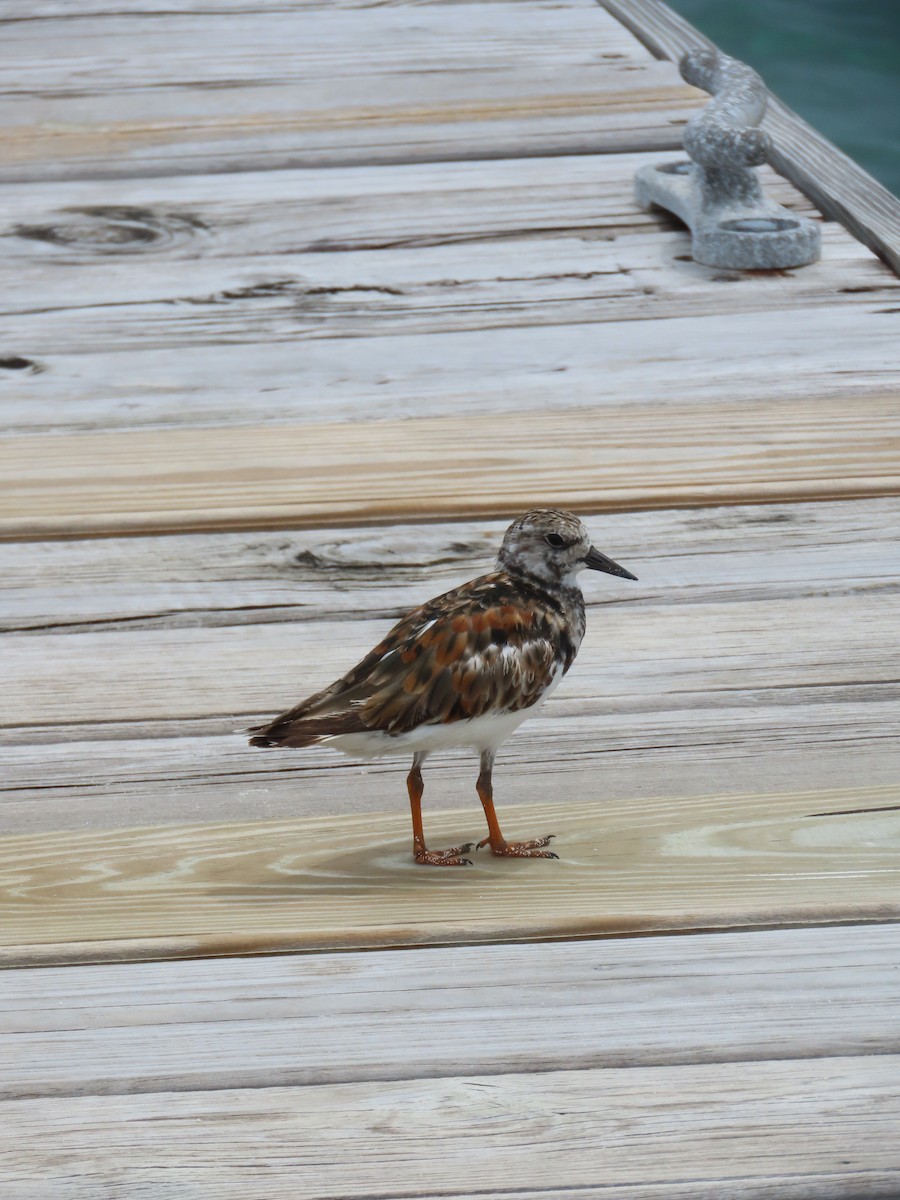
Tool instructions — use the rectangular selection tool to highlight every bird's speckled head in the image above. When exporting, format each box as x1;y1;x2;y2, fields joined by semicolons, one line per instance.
496;508;637;588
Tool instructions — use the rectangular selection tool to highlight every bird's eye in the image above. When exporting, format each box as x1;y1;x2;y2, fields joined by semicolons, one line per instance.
545;533;567;549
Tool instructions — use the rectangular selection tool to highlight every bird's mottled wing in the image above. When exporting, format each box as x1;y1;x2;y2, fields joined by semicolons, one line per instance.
248;600;443;741
250;573;565;744
359;602;561;733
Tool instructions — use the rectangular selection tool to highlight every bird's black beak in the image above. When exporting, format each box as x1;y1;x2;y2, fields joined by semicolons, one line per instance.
583;546;638;581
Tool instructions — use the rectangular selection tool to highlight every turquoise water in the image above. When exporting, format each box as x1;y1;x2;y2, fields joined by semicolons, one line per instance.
666;0;900;196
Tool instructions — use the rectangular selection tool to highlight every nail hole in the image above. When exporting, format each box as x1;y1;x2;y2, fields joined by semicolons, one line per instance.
0;355;35;370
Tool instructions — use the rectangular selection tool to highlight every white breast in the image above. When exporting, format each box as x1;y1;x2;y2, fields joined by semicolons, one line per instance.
325;663;565;760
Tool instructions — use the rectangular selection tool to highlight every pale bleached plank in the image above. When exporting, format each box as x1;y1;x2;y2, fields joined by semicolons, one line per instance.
6;223;896;362
1;499;896;631
2;390;899;537
1;783;898;966
5;569;898;726
1;1059;898;1199
5;702;900;836
2;926;897;1097
0;2;648;99
8;0;602;13
9;0;611;12
9;153;888;442
2;293;896;439
599;0;900;275
0;152;812;267
0;5;702;181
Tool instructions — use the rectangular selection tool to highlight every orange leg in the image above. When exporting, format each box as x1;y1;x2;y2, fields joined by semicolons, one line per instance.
475;751;558;859
407;754;473;866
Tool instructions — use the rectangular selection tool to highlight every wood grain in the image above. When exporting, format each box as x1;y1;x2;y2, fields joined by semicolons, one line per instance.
598;0;900;275
7;223;895;363
2;1058;898;1199
3;925;898;1098
5;301;897;440
6;703;899;839
1;783;898;966
0;3;705;181
0;151;813;266
3;499;897;631
7;152;885;441
3;391;899;538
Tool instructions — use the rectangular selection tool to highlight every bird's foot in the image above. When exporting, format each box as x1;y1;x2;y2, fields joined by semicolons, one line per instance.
413;842;474;867
476;834;558;859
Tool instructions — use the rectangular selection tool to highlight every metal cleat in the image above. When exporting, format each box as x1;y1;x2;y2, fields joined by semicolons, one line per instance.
635;48;821;269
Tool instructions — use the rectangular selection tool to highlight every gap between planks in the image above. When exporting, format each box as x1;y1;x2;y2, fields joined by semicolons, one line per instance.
0;784;898;966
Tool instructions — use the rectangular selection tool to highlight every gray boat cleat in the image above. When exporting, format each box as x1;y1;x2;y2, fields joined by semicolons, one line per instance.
634;48;821;270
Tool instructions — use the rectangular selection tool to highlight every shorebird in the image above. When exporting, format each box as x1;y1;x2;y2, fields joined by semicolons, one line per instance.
250;508;637;864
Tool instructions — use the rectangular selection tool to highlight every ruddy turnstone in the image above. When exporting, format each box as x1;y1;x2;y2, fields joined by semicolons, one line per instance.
250;508;637;865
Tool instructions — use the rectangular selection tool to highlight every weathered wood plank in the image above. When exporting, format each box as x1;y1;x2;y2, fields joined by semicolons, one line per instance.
5;0;604;13
3;246;896;435
0;152;813;267
2;1058;898;1199
7;223;896;362
2;501;897;833
2;926;897;1098
9;153;889;445
0;4;705;181
2;500;896;631
5;701;899;837
598;0;900;275
3;390;899;537
1;783;898;966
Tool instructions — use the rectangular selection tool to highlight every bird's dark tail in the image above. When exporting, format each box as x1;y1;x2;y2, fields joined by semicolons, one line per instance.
248;709;364;749
248;726;325;749
249;733;278;748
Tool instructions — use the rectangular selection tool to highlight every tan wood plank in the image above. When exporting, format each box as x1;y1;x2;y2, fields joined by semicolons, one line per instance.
2;390;899;538
2;500;897;834
1;783;898;966
598;0;900;275
0;4;704;181
2;926;898;1098
1;1058;898;1198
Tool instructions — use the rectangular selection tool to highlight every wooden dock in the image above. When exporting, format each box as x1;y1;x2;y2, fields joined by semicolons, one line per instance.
2;0;900;1195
